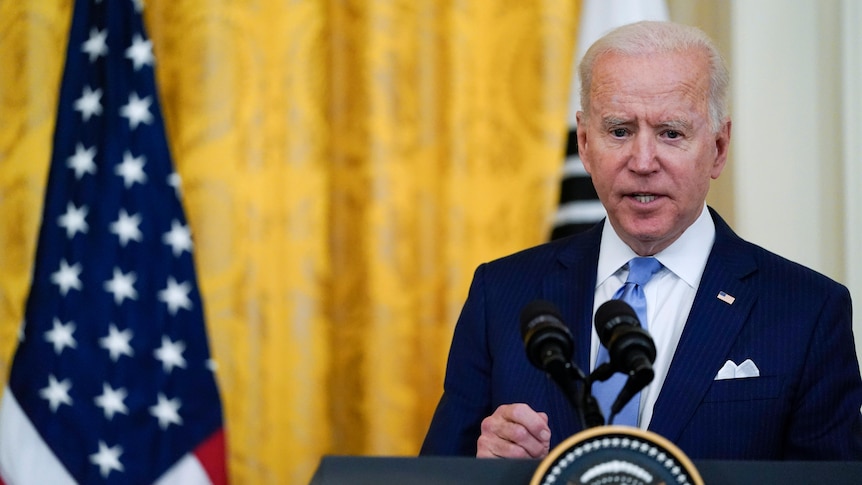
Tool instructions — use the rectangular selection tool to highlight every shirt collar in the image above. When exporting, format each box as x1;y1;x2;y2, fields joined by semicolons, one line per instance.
597;205;716;288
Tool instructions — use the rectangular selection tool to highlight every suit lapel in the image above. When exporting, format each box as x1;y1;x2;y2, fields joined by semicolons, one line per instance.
540;223;602;434
649;210;758;442
545;223;602;376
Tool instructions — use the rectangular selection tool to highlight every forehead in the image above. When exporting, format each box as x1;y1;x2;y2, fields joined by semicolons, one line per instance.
589;50;711;118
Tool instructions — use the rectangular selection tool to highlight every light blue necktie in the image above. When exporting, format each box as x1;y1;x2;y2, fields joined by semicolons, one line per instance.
593;256;662;426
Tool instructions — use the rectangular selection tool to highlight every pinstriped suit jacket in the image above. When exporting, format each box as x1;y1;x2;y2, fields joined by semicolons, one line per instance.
420;208;862;460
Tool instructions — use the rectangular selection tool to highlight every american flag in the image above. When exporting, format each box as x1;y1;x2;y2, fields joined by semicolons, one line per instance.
717;291;736;305
0;0;228;483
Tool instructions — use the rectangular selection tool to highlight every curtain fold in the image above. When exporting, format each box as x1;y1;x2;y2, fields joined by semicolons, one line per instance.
0;0;577;482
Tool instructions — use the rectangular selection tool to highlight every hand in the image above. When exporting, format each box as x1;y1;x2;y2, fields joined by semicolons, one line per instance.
476;403;551;459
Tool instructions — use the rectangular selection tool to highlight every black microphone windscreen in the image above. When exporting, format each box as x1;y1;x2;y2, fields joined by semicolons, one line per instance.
519;300;573;370
519;299;564;338
594;299;639;344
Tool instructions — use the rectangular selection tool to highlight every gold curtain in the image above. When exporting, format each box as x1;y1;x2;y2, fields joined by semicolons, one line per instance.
0;0;578;482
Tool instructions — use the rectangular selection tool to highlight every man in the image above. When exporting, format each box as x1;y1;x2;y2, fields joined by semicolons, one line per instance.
420;21;862;461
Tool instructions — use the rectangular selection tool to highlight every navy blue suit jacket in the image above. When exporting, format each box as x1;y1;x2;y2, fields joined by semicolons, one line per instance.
421;209;862;460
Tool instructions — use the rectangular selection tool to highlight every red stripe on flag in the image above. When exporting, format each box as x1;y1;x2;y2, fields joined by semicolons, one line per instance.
195;429;229;485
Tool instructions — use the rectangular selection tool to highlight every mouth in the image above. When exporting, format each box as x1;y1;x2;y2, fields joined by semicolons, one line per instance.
631;193;658;203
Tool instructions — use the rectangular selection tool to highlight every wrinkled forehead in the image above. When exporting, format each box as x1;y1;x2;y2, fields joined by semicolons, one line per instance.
587;50;711;113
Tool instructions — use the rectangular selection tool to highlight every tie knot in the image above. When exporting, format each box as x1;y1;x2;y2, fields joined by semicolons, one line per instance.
625;257;662;287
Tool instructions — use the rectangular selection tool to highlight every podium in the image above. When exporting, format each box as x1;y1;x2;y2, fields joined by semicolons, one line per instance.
310;455;862;484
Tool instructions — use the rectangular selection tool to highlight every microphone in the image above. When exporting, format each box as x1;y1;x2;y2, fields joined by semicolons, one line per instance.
520;300;574;372
593;299;657;419
520;300;592;427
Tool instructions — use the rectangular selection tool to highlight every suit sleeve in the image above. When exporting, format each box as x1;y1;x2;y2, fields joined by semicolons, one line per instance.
420;264;492;455
785;284;862;459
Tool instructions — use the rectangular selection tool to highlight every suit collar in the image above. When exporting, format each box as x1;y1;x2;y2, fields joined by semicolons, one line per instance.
554;219;605;268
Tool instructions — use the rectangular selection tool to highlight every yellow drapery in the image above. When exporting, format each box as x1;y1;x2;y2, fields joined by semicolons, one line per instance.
0;0;578;482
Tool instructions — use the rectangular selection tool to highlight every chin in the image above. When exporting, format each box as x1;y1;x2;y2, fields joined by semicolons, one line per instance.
620;214;666;234
622;222;672;245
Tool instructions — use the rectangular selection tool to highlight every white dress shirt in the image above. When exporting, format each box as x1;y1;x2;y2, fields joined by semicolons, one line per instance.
591;204;715;429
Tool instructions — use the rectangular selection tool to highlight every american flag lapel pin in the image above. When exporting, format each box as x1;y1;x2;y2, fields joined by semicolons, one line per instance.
717;291;736;305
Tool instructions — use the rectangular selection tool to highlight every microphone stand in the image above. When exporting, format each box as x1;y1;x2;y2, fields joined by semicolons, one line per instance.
586;362;655;427
581;381;606;428
543;358;589;431
583;363;616;428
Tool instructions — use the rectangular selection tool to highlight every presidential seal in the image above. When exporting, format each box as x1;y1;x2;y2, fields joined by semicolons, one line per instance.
530;426;702;485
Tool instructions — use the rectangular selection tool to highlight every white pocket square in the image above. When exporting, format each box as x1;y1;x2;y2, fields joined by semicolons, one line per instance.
714;359;760;380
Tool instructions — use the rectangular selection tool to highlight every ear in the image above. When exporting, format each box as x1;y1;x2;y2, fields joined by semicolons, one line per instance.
710;118;731;179
576;111;592;175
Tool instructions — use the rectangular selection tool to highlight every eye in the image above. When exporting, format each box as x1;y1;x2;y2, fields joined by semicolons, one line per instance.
611;128;628;138
665;130;681;139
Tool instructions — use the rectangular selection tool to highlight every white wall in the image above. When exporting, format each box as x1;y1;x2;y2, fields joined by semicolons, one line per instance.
730;0;862;364
842;1;862;364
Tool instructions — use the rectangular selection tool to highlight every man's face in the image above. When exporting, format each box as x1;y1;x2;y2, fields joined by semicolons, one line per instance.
577;49;731;256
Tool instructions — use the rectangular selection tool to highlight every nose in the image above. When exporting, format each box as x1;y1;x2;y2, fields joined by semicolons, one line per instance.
628;134;659;173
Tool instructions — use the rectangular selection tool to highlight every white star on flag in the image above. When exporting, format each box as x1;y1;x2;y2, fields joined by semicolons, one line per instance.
163;219;193;257
57;202;89;238
104;267;139;304
99;323;135;362
110;208;143;246
67;142;97;179
50;259;82;296
158;276;193;315
120;92;153;129
168;172;182;196
95;383;129;420
149;393;183;430
39;374;73;413
44;318;77;355
154;336;187;373
89;441;124;478
125;33;154;70
81;27;108;62
73;85;103;121
116;151;148;187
